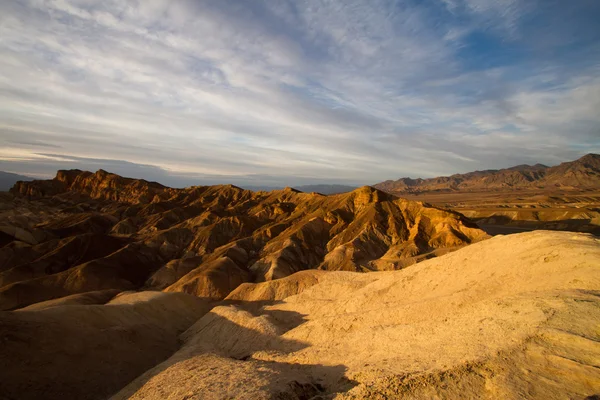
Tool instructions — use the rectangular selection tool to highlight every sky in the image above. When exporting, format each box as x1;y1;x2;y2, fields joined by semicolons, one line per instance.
0;0;599;187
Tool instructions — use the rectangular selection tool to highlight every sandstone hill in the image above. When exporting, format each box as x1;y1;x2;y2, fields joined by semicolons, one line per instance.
1;231;598;399
374;153;600;194
0;169;487;310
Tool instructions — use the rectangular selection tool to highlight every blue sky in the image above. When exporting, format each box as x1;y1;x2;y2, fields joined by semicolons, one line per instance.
0;0;599;187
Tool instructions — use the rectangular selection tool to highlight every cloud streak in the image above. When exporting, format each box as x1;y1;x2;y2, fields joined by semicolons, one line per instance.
0;0;599;186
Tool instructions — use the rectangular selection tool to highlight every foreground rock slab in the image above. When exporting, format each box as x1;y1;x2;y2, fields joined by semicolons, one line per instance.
113;231;600;399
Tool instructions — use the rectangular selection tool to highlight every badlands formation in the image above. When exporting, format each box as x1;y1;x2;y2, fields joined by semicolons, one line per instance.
3;169;487;310
0;170;598;399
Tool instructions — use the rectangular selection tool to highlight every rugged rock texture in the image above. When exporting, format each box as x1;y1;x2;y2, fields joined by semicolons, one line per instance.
11;169;174;203
375;153;600;193
112;231;600;399
0;169;487;309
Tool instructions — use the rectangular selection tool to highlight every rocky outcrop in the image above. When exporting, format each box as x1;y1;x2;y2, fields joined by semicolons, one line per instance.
11;169;174;204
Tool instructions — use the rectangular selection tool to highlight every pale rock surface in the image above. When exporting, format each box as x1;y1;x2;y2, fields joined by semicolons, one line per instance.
225;269;327;301
114;231;600;399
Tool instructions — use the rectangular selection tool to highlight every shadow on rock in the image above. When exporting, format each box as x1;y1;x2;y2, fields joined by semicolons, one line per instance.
112;302;357;399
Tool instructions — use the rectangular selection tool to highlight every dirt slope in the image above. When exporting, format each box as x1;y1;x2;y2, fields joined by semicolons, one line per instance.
0;291;211;400
113;231;600;399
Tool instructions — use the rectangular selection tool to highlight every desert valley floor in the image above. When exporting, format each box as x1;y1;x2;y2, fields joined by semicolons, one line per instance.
401;189;600;236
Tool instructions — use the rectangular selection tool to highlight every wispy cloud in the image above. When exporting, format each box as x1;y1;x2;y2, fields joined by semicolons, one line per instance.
0;0;599;186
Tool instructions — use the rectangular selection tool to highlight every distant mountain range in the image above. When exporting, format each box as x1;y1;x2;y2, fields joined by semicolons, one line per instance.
0;171;36;191
374;153;600;194
5;153;598;195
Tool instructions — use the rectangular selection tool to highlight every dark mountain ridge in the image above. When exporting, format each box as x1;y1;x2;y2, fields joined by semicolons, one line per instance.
0;171;37;192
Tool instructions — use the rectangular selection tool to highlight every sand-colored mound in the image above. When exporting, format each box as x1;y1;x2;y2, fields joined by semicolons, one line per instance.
112;305;339;400
164;256;250;300
145;256;205;289
0;291;211;400
17;289;121;311
225;269;327;302
114;231;600;399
